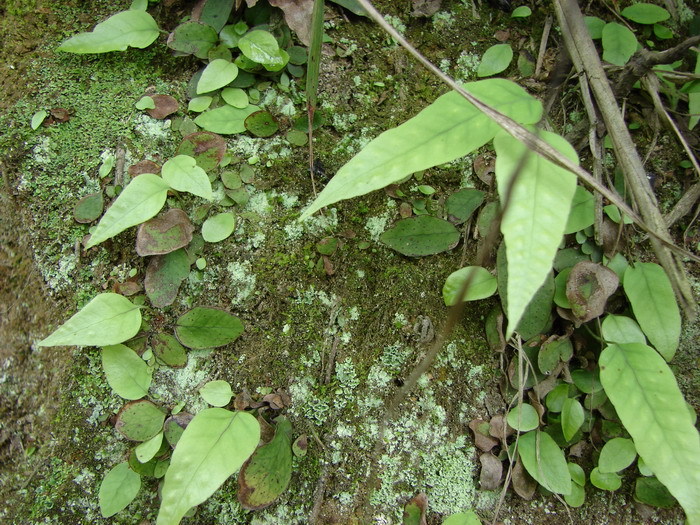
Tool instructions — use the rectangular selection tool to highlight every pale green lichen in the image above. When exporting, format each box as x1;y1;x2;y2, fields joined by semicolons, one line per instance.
226;261;257;306
150;349;213;413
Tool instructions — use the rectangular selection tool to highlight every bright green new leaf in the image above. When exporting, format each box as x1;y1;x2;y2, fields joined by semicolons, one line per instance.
194;104;259;134
565;482;585;507
57;10;159;54
601;314;646;345
85;173;170;248
221;87;248;108
238;416;293;509
584;16;605;39
623;263;680;361
598;437;637;473
99;462;141;517
197;59;239;94
200;380;233;407
202;213;235;242
494;129;578;338
443;266;497;305
506;403;539;432
590;467;621;491
600;343;700;522
238;30;287;70
564;186;595;234
38;293;141;347
511;6;531;18
299;79;542;219
442;511;482;524
102;344;152;400
31;110;48;130
568;462;585;486
135;431;164;463
162;155;213;200
621;3;670;24
517;430;571;495
602;22;638;66
135;96;155;110
130;0;148;10
175;307;244;349
188;96;212;112
477;44;513;78
157;409;260;525
561;398;584;441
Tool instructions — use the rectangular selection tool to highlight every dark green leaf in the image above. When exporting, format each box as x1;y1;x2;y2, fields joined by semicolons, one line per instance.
151;333;188;368
621;3;670;24
175;307;244;349
167;22;218;59
635;477;677;508
380;216;460;257
445;188;485;224
115;400;166;441
74;192;104;223
517;430;571;494
602;22;638;66
144;249;191;308
99;462;141;518
477;44;513;77
244;110;279;137
561;398;584;441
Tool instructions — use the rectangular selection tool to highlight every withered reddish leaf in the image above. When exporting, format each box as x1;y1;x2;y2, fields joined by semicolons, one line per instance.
479;452;503;490
234;390;254;411
469;419;499;452
136;209;194;256
403;493;428;525
262;393;285;410
512;458;537;500
147;94;179;119
489;414;515;442
50;107;71;122
114;281;142;296
292;434;307;457
322;255;335;276
257;415;276;444
177;131;226;172
144;249;190;307
566;261;619;324
494;29;510;42
129;160;161;176
411;0;441;17
473;154;495;185
399;201;413;218
269;0;314;46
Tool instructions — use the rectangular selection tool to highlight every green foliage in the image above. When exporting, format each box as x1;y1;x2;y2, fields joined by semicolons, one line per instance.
598;437;637;473
380;216;460;256
442;266;497;305
57;10;160;54
238;30;289;71
99;462;141;517
102;344;152;400
600;343;700;521
175;307;244;349
601;22;638;66
157;409;260;525
38;293;141;347
442;511;482;524
197;58;239;94
623;263;680;361
194;104;260;134
86;174;170;248
561;397;584;441
511;6;532;18
299;79;542;219
494;129;577;337
621;3;670;25
477;44;513;78
200;380;234;407
506;403;539;431
201;212;236;242
30;110;47;130
162;155;213;200
116;400;166;441
517;430;571;495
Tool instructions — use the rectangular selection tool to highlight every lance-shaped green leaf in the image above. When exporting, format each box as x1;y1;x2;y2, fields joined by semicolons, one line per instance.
517;430;571;495
299;79;542;220
623;263;680;361
238;416;293;510
162;155;213;200
99;462;141;518
494;129;578;338
102;344;152;400
600;343;700;522
86;173;170;248
58;10;159;54
38;293;141;347
157;409;260;525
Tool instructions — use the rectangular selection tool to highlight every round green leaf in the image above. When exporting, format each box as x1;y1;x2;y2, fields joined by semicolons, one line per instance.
221;87;248;108
602;22;638;66
561;398;584;441
601;314;646;345
653;24;673;39
73;192;104;223
511;6;532;18
622;3;670;24
442;511;482;525
38;293;142;347
564;186;595;234
443;266;497;305
167;21;218;59
135;96;155;110
85;173;170;248
477;44;513;78
238;30;287;69
194;104;260;134
590;467;622;491
200;380;233;407
102;344;152;400
188;96;212;112
162;155;213;200
202;212;235;243
599;437;637;473
244;110;279;137
158;409;260;525
286;129;308;146
57;10;159;54
197;59;239;94
635;477;676;508
564;482;585;507
445;188;485;225
175;307;244;349
99;462;141;518
568;462;586;486
380;216;460;257
585;16;606;39
507;403;539;431
546;384;570;413
115;400;166;441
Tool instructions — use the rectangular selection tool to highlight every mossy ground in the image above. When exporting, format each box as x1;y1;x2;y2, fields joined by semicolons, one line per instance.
0;1;697;524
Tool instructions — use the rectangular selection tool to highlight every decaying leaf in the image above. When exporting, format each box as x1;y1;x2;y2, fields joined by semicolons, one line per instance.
479;452;503;490
473;154;495;185
489;414;514;443
144;249;191;307
136;209;194;256
177;131;226;172
566;261;619;324
403;492;428;525
128;159;161;176
512;458;537;500
113;280;142;296
469;419;499;452
147;94;179;119
269;0;314;46
411;0;441;17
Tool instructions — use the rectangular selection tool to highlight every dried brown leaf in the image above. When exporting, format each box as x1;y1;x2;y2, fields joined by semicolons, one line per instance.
566;261;619;324
479;452;503;490
136;209;194;256
512;458;537;500
469;419;499;452
269;0;314;46
411;0;441;17
147;94;179;119
128;159;161;176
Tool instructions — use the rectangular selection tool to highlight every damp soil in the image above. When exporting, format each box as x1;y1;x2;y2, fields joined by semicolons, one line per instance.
0;1;697;524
